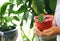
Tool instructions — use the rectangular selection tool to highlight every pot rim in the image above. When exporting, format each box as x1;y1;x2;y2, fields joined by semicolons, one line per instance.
34;14;53;22
1;28;17;33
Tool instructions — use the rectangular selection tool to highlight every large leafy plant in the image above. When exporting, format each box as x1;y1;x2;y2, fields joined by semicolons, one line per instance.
0;2;20;31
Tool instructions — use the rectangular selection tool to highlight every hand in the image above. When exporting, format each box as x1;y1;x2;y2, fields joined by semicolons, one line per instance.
34;27;42;37
34;26;60;38
42;26;59;38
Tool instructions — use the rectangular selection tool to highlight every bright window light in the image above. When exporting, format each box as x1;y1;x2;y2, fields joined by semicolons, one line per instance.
0;0;9;6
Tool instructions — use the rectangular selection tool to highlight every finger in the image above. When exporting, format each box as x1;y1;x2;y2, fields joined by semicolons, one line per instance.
36;27;42;34
46;32;53;38
42;31;53;38
34;27;42;36
34;29;40;36
34;23;37;28
43;28;52;33
43;29;50;33
34;28;40;36
36;28;45;37
41;27;54;38
33;27;39;35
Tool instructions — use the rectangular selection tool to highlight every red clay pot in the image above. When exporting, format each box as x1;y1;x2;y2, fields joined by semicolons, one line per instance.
34;14;53;31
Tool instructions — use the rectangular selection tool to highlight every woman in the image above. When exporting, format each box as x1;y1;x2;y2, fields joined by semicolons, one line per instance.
34;0;60;41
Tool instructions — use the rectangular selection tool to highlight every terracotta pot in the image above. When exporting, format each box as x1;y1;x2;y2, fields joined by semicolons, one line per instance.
34;14;53;31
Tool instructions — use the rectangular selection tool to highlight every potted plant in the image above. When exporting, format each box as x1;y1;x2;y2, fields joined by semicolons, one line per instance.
32;0;57;41
0;2;20;41
34;14;53;31
32;0;54;31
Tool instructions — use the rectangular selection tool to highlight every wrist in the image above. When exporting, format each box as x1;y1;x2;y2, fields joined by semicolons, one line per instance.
52;26;60;35
57;27;60;35
54;26;60;35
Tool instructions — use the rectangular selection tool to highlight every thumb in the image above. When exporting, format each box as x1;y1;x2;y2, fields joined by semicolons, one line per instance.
42;29;51;33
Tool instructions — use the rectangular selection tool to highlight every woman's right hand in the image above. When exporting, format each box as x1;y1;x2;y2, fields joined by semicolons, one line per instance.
34;26;42;37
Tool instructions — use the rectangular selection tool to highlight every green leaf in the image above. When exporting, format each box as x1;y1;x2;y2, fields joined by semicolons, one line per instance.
13;16;20;21
3;17;13;22
0;7;1;18
30;15;34;29
44;0;52;14
0;17;4;23
16;0;23;6
22;32;30;41
32;34;35;41
0;18;2;25
32;0;45;14
49;0;57;12
9;0;14;3
38;14;45;22
23;11;29;22
16;0;27;6
1;2;10;15
12;5;27;14
23;0;26;5
28;0;32;7
12;23;17;26
17;5;27;13
8;4;14;16
2;23;12;31
20;20;23;27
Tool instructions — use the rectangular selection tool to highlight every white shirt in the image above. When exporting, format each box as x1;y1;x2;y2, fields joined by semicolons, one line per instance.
55;0;60;41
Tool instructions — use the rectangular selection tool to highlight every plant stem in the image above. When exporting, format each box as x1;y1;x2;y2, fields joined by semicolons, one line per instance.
32;34;35;41
20;26;30;41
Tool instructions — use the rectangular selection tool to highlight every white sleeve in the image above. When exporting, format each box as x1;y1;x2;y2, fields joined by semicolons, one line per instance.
55;0;60;27
55;0;60;12
55;0;60;41
55;0;60;25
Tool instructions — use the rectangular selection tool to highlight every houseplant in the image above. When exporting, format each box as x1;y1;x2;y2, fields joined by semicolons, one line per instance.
34;14;53;31
0;0;32;41
32;0;57;41
32;0;53;31
0;2;20;41
34;14;56;41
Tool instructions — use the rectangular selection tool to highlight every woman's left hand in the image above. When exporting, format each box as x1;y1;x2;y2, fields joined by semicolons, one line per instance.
41;26;59;38
34;26;60;38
